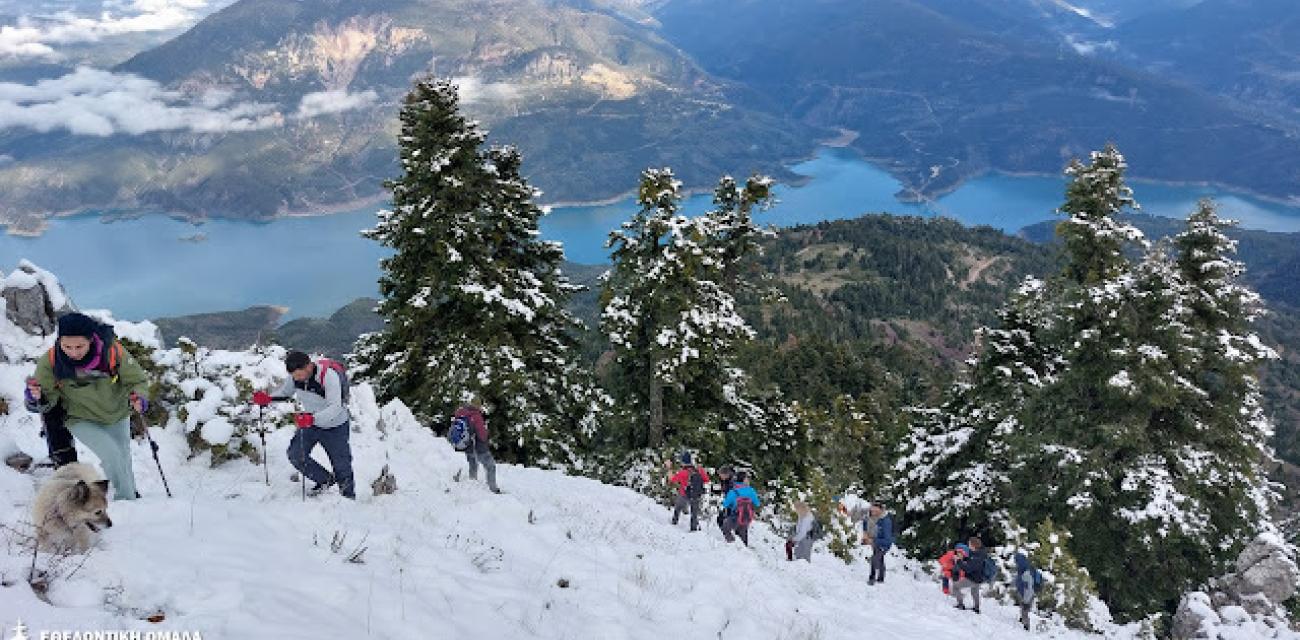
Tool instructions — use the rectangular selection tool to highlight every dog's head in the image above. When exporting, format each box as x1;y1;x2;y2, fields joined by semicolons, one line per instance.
67;479;113;532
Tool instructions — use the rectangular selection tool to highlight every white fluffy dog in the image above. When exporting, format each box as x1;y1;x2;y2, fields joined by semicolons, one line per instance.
31;463;113;552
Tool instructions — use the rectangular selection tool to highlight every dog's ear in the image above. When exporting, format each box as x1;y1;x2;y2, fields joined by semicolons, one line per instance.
94;480;110;494
71;480;90;504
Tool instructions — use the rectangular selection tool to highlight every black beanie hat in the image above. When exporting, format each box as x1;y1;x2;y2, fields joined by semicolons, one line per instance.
57;313;98;339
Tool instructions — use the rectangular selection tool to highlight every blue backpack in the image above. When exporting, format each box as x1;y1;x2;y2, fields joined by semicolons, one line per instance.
448;416;472;450
983;556;1000;583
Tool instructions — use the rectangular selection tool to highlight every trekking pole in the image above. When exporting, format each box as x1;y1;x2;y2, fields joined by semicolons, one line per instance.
257;405;269;486
137;408;172;498
300;433;307;502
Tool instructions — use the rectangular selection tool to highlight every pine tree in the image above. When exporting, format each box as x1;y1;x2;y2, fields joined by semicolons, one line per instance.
1170;199;1277;567
894;146;1281;621
1030;518;1100;631
892;277;1056;555
1056;144;1143;286
355;78;603;467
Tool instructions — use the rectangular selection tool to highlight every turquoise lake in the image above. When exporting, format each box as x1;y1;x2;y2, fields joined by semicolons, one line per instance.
3;147;1298;321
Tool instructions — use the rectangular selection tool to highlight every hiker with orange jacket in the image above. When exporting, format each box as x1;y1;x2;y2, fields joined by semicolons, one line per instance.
938;543;970;595
666;453;710;531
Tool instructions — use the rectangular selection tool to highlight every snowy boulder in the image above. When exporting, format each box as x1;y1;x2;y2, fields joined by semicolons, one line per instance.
1172;591;1220;640
1;260;74;337
1228;535;1300;606
1172;535;1300;639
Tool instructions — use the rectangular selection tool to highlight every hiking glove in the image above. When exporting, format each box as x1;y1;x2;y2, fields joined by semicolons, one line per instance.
295;412;315;428
130;392;148;413
252;391;272;406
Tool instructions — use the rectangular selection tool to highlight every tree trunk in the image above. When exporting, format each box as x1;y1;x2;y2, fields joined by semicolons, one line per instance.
648;360;664;448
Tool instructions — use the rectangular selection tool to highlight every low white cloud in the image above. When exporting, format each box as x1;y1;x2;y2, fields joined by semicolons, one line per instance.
0;67;281;135
0;68;382;136
294;89;378;119
0;0;225;60
451;76;520;104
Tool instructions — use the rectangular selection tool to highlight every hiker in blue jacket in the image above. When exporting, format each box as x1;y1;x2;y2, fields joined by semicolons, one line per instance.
1014;552;1041;630
721;471;761;546
954;536;991;613
867;503;894;585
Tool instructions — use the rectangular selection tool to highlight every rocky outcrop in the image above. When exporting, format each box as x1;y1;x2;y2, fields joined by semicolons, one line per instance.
1;261;75;337
1172;535;1300;639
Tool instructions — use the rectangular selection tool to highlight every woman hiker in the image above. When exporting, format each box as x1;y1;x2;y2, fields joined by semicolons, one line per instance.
25;313;150;500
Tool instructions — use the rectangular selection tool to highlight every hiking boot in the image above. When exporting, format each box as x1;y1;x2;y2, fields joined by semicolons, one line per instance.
954;604;966;611
973;607;981;614
868;579;876;586
308;477;336;496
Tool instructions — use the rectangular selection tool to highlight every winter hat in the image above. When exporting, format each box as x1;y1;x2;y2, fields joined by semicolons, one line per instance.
56;312;98;338
955;543;970;554
735;471;748;483
680;451;692;465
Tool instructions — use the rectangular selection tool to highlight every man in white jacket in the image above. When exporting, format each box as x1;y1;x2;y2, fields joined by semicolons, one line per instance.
254;351;355;499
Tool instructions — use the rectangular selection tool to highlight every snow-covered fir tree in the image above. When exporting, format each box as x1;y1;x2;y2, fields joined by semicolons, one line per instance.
600;169;807;482
892;277;1056;553
893;146;1282;623
354;78;604;467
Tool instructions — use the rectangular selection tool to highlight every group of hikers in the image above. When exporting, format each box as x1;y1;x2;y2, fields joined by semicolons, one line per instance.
664;453;894;577
21;312;500;503
938;537;1044;630
26;312;1040;630
664;453;1044;631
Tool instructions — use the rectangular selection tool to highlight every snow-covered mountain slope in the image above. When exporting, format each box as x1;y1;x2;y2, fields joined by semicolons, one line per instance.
0;290;1288;639
0;391;1095;640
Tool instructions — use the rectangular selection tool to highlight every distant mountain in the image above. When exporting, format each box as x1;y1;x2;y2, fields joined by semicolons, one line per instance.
271;297;384;358
153;305;286;350
1113;0;1300;125
0;0;822;230
4;0;1298;232
653;0;1300;203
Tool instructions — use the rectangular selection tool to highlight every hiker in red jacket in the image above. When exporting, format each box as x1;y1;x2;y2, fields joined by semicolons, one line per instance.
938;543;970;595
665;452;710;531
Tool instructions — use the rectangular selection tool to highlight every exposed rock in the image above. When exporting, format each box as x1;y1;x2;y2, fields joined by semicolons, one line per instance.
1;261;75;337
371;464;397;496
1172;591;1218;640
1172;535;1300;640
1227;536;1300;605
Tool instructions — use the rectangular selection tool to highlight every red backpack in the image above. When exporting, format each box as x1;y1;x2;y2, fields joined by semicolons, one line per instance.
736;497;755;528
316;358;350;404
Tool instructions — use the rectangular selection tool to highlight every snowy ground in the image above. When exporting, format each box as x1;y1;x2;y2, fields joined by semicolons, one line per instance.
0;390;1118;640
